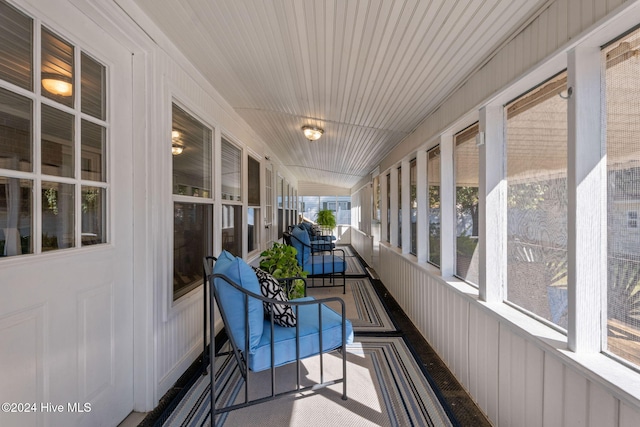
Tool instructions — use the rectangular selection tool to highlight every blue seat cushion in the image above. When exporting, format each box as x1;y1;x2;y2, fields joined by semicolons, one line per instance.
248;297;354;372
291;225;311;266
213;250;264;353
304;254;346;275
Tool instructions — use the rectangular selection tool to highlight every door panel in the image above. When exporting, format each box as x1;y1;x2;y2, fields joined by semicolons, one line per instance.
0;1;134;426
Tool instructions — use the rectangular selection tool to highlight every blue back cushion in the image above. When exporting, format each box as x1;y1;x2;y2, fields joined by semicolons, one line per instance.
213;250;263;353
299;221;313;235
291;225;311;267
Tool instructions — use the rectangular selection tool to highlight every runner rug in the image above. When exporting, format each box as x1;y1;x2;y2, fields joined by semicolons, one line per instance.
163;336;455;427
306;278;396;333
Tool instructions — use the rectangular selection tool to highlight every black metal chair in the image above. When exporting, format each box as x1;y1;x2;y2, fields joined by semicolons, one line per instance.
202;254;353;426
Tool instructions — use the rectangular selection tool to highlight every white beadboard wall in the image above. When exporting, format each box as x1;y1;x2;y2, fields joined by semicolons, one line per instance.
379;0;632;171
378;244;640;427
148;38;288;398
351;228;373;267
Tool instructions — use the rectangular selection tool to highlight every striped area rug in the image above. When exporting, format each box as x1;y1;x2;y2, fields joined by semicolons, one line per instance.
306;278;396;333
163;336;455;427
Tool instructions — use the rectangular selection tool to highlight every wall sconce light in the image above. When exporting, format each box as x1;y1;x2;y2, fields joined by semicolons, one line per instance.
41;74;73;97
171;130;184;155
302;125;324;141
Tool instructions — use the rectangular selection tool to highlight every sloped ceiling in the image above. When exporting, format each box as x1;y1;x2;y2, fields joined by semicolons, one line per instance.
129;0;547;189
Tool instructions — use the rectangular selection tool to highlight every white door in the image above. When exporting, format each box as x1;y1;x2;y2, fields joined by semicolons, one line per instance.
0;1;134;426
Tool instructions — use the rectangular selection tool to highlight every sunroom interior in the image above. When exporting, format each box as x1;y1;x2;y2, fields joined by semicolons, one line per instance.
2;0;640;426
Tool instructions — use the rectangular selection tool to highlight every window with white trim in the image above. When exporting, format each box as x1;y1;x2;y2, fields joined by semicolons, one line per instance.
247;155;260;254
454;123;479;285
428;146;441;266
172;103;212;300
505;71;568;329
221;137;241;256
0;2;108;257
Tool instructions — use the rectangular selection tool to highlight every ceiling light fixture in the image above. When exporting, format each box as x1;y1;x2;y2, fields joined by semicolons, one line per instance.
41;74;73;97
302;125;324;141
171;130;184;155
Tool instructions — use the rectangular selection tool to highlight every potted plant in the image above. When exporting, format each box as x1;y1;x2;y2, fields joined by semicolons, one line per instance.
315;209;336;236
259;242;308;299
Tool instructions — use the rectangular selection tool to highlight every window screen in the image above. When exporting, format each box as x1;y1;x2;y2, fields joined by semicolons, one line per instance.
604;28;640;367
505;71;568;329
455;123;480;285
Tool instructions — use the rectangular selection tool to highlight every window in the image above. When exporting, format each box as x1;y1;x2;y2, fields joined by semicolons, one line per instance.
247;155;260;254
505;71;568;328
386;173;391;242
300;195;351;227
373;175;380;221
629;211;638;229
264;165;273;243
0;4;108;257
455;124;480;285
221;138;242;256
410;160;417;255
277;175;283;238
428;147;441;266
172;104;212;300
397;166;402;248
604;28;640;367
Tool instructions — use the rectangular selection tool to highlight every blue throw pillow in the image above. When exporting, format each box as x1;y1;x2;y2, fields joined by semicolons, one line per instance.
213;250;264;353
291;225;311;267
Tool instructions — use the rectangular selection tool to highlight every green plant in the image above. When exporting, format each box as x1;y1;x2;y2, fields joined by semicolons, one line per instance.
315;209;336;230
259;242;308;299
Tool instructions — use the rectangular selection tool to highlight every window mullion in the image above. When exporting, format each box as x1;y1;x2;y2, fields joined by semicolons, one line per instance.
440;134;455;276
567;46;605;353
479;105;507;303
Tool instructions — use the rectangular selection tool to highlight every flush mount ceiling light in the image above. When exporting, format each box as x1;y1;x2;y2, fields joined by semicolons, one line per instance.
171;130;184;155
41;73;73;97
302;125;324;141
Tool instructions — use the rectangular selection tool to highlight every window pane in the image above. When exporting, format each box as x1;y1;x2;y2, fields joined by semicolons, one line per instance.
81;186;105;246
221;138;241;201
248;156;260;206
410;160;417;255
174;202;211;299
81;52;105;120
604;30;640;367
277;175;283;238
0;87;32;172
505;72;568;329
42;181;74;251
455;124;480;285
386;173;390;242
336;196;351;225
41;104;74;178
248;207;260;253
41;27;74;107
373;176;380;221
81;119;105;181
172;104;212;198
0;1;32;91
428;147;441;266
398;167;402;248
222;204;242;256
0;177;32;256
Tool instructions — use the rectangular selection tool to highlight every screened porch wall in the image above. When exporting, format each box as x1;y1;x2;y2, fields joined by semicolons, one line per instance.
351;0;640;425
378;245;640;427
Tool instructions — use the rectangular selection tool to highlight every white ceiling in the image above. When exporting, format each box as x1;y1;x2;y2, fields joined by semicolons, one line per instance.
130;0;548;189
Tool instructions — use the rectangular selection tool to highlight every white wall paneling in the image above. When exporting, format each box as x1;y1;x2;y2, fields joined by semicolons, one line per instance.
379;244;640;426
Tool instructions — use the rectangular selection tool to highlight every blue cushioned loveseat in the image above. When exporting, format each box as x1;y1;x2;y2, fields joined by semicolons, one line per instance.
286;225;347;293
